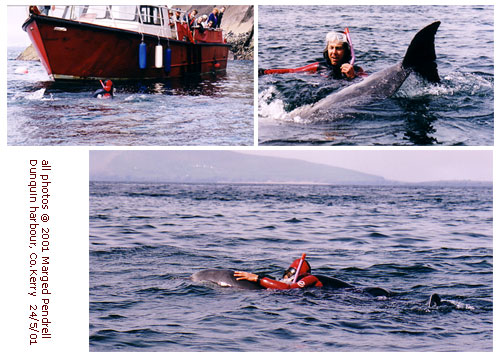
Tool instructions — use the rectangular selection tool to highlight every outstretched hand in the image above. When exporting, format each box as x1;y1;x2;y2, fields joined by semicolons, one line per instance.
234;271;259;282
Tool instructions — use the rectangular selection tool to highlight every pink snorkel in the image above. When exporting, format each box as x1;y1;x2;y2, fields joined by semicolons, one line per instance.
344;27;355;66
292;253;307;284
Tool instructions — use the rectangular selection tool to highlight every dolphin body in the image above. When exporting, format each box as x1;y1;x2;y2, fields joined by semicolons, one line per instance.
191;269;391;297
288;21;441;121
191;269;264;290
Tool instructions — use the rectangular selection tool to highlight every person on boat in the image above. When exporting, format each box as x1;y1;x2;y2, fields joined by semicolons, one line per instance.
195;16;207;34
39;6;54;16
207;8;219;29
171;10;181;22
234;257;324;289
169;10;181;29
200;14;208;27
184;9;198;29
92;80;114;99
259;30;365;79
216;7;226;29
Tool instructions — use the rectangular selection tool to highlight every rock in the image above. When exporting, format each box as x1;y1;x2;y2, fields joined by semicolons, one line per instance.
16;44;40;61
225;28;254;60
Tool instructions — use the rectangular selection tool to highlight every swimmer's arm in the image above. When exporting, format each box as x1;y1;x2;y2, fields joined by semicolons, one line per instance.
234;271;291;289
262;275;322;289
234;271;259;282
259;62;320;76
235;271;320;289
301;275;323;287
259;278;293;289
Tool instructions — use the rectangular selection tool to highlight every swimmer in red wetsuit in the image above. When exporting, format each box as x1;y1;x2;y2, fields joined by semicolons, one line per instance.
234;257;323;289
259;30;365;79
93;79;114;99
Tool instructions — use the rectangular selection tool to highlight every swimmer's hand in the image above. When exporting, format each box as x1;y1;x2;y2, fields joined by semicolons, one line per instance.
234;271;259;282
340;63;355;79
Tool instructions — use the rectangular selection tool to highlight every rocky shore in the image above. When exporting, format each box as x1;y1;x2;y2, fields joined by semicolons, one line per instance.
225;28;254;60
16;44;38;61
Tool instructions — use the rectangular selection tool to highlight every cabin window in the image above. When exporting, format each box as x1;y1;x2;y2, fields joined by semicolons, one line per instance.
139;6;162;25
59;5;166;24
84;6;108;19
110;6;136;21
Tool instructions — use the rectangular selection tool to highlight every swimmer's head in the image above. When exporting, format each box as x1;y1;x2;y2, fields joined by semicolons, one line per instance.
324;31;351;66
281;258;311;283
103;80;113;92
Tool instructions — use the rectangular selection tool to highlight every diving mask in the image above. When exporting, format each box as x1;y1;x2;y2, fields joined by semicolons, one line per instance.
326;31;348;43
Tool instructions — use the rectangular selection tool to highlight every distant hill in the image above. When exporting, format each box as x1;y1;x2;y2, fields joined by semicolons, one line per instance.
89;151;388;185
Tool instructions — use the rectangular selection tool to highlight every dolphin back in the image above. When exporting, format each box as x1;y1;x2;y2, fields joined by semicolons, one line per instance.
191;269;264;290
402;21;441;83
315;275;353;289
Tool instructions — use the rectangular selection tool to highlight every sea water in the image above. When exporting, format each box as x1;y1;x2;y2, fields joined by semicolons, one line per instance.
89;182;492;351
258;5;494;146
7;48;254;146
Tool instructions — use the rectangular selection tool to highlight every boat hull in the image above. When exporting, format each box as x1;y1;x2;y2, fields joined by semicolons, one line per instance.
22;14;230;80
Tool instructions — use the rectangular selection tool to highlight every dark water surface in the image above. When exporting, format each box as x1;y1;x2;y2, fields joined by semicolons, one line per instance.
89;182;492;351
258;5;494;145
7;48;254;146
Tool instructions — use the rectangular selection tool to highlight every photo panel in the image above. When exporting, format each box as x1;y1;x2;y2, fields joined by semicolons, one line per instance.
7;5;255;146
89;149;492;351
257;5;493;146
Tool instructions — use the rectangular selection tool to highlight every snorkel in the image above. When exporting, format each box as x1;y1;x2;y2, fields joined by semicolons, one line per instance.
344;27;355;65
292;253;307;284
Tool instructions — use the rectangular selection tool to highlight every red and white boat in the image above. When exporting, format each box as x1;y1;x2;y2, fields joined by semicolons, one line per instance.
22;5;230;80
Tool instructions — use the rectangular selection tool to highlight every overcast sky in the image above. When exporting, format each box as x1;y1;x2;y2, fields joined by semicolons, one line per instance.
241;150;493;183
7;6;31;47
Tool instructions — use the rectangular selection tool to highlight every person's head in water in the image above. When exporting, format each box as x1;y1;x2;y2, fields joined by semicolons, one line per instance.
281;258;311;283
103;79;113;91
323;31;351;67
93;79;114;99
101;80;114;98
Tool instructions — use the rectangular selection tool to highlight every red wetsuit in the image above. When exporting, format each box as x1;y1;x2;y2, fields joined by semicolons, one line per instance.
259;62;366;79
258;274;323;289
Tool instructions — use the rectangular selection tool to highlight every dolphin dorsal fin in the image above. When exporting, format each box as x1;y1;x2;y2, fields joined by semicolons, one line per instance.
402;21;441;83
